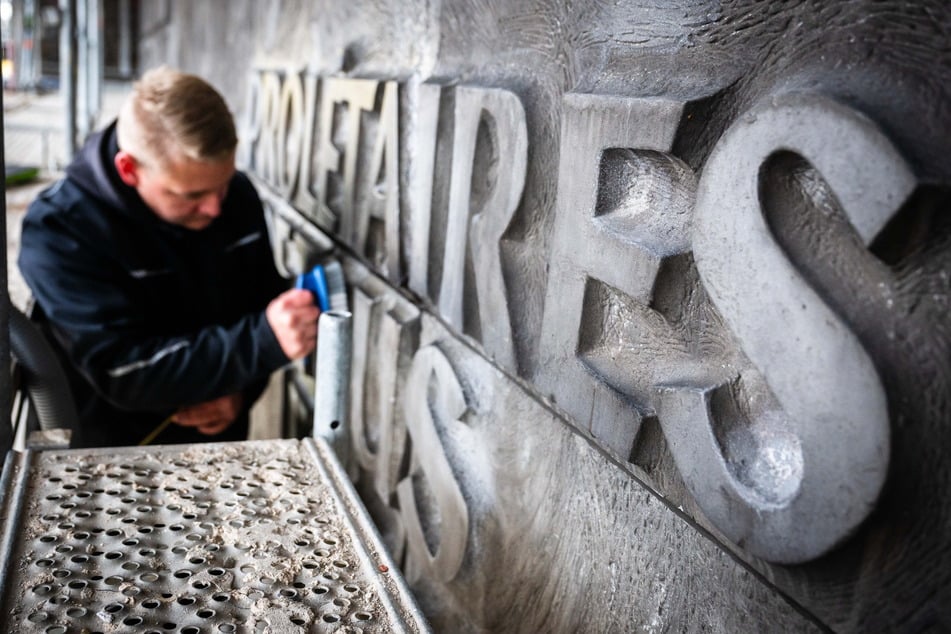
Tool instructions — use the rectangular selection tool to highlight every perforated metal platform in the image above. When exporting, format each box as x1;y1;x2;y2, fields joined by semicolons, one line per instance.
0;438;429;633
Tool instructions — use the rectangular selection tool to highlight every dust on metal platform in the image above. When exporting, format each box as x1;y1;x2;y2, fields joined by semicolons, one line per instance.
0;437;429;633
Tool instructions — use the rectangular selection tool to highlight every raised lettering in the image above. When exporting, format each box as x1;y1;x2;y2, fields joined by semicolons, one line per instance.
670;92;916;562
536;93;696;460
349;274;420;505
397;344;470;583
437;86;527;372
314;78;378;232
406;82;442;298
351;81;401;282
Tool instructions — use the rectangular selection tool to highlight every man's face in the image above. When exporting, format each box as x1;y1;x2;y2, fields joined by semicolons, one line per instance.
132;154;236;231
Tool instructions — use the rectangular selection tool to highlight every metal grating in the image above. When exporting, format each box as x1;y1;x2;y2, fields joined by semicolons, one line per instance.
0;438;429;633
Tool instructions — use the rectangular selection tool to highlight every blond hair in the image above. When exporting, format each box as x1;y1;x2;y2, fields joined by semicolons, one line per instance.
116;66;237;167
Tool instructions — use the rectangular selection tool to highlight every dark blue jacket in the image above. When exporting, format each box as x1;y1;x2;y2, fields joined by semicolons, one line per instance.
18;122;290;447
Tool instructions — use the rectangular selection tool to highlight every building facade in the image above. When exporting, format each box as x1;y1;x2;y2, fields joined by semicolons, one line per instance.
140;1;951;631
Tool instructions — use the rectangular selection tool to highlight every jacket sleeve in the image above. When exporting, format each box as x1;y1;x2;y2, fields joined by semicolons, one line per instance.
18;197;292;414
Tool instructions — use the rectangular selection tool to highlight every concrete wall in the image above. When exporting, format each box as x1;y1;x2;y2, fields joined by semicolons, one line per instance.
140;1;951;631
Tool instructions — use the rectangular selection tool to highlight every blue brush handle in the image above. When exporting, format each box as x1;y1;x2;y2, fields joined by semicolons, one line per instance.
295;265;330;311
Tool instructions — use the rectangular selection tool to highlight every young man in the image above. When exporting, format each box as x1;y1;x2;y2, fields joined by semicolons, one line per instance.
18;67;320;447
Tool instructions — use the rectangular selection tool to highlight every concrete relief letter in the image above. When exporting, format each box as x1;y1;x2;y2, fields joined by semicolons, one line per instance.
397;344;470;583
349;275;420;514
273;70;305;198
291;72;321;218
437;86;527;373
536;93;696;461
241;69;320;220
406;82;442;299
660;92;916;563
237;68;260;170
313;78;379;231
241;70;283;189
349;80;401;283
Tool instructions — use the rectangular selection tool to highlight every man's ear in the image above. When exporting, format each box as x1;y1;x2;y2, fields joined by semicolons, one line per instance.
114;151;140;186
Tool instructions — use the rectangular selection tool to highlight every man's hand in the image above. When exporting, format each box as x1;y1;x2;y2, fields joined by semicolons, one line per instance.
172;392;244;435
266;288;320;360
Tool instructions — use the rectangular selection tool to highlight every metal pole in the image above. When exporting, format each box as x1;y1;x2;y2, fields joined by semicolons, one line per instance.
58;0;77;158
17;0;36;89
75;0;87;140
28;0;40;89
117;0;131;78
312;311;352;469
88;0;100;125
10;0;23;89
0;61;14;462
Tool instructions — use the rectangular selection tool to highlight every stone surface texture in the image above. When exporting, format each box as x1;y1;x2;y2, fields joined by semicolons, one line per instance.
134;1;951;631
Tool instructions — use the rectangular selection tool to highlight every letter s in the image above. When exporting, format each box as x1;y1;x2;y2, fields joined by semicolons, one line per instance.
397;344;470;582
665;93;916;563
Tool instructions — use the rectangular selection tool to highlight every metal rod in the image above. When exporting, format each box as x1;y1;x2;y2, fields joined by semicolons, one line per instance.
11;0;24;89
117;0;131;77
137;414;174;446
89;0;102;124
312;310;352;466
28;0;40;87
59;0;77;158
0;451;32;606
0;57;13;461
75;0;88;139
249;174;335;254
